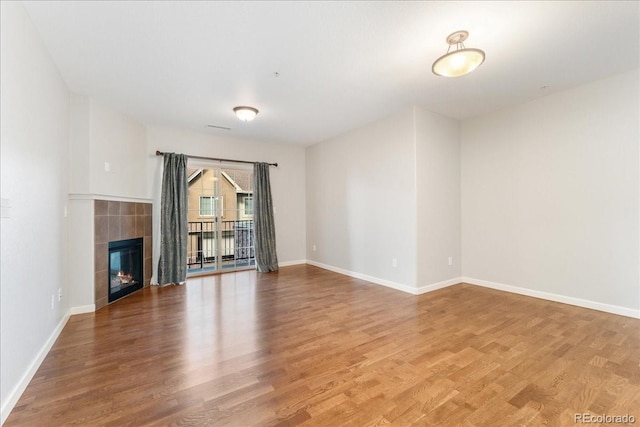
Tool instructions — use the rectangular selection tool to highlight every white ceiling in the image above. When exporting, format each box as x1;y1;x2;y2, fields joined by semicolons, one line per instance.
23;1;639;146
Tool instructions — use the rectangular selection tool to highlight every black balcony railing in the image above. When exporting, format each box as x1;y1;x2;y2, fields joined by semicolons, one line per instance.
187;220;255;271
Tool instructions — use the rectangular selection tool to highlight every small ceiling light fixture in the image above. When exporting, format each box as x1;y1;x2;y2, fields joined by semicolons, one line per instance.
233;106;259;122
432;30;485;77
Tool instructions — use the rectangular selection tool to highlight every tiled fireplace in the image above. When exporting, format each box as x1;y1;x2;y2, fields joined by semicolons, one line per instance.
94;200;152;310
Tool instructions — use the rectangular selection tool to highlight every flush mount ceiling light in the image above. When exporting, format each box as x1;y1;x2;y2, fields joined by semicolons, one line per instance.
432;30;485;77
233;106;259;122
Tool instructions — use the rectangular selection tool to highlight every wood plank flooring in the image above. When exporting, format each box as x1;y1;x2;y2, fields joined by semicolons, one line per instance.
5;265;640;426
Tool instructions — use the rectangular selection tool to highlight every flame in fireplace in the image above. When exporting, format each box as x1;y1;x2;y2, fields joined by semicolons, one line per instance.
117;271;133;284
111;271;138;291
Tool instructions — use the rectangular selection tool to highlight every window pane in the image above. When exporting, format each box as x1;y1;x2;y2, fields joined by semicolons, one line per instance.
200;196;215;216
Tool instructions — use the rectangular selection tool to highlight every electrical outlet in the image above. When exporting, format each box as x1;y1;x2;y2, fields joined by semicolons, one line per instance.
313;244;317;252
58;288;62;302
448;257;453;266
104;162;110;172
392;258;398;268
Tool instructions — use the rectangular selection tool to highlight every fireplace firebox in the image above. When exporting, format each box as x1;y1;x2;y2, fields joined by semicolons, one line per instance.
108;237;143;303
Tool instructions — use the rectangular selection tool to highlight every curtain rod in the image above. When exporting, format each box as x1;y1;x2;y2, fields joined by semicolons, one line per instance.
155;150;277;167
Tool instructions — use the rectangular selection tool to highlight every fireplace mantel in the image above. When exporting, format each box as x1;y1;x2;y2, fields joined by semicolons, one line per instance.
69;193;153;204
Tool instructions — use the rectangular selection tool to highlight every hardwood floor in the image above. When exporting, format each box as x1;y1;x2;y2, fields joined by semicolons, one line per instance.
5;265;639;426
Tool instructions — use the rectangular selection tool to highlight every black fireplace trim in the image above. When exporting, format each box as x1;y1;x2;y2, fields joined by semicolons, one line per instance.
108;237;143;303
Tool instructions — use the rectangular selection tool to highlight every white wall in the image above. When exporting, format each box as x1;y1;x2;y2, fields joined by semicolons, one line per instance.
415;107;461;288
89;100;148;199
461;69;640;314
69;94;91;194
67;198;94;308
70;94;148;198
146;126;307;282
306;108;418;289
67;95;149;310
0;1;70;421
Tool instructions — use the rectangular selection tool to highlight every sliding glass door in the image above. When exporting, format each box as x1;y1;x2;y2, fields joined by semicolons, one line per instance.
186;165;255;274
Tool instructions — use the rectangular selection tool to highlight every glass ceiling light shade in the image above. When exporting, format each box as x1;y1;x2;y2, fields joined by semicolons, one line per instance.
432;30;485;77
233;106;259;121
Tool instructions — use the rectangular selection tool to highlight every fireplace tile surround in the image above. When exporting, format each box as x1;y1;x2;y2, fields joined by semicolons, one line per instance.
94;200;152;310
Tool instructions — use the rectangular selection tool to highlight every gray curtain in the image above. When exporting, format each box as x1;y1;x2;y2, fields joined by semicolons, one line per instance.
253;162;278;272
158;153;188;285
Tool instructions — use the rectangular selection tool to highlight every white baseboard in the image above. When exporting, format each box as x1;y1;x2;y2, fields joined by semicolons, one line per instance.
462;277;640;319
306;260;460;295
306;260;416;293
68;304;95;315
415;277;463;295
278;259;308;267
0;304;95;425
303;262;639;319
1;311;70;425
